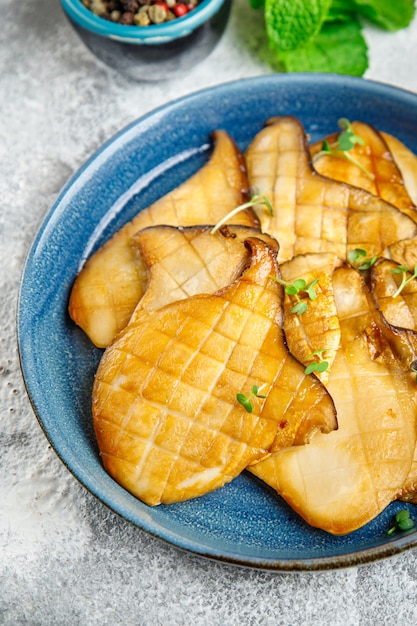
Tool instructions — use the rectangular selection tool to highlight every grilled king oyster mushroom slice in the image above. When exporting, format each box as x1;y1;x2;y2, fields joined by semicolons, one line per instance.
388;324;417;504
369;258;417;504
381;134;417;267
279;253;342;385
245;116;417;263
130;224;278;320
381;131;417;206
92;238;337;506
388;237;417;268
393;330;417;504
310;121;417;221
69;130;256;348
370;258;417;332
250;265;417;535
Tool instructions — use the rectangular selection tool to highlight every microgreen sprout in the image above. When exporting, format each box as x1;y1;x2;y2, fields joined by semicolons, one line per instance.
210;194;273;235
304;350;330;376
390;264;417;298
236;384;267;413
337;118;364;151
386;509;415;535
313;118;373;180
270;276;319;315
347;248;378;271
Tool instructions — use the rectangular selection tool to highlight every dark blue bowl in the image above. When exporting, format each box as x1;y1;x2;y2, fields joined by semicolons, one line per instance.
18;74;417;571
60;0;231;81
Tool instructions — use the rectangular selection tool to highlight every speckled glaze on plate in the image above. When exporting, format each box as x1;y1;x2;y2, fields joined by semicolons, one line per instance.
17;74;417;571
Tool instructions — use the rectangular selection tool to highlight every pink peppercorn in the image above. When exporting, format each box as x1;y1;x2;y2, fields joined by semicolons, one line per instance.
154;1;168;11
173;3;188;17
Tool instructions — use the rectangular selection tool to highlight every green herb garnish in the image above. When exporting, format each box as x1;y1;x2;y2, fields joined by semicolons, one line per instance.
390;264;417;298
237;384;267;413
270;276;319;315
304;350;330;375
250;0;415;76
277;18;368;76
210;194;273;235
347;248;378;271
386;509;415;535
336;117;364;151
313;118;373;179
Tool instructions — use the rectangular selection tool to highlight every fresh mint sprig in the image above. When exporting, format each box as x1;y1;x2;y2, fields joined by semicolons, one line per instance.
250;0;415;76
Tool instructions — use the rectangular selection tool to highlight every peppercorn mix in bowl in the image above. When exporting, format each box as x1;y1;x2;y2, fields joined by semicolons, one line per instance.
83;1;202;27
61;0;231;81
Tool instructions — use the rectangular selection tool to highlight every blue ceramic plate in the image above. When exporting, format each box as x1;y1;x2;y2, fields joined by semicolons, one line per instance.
18;74;417;571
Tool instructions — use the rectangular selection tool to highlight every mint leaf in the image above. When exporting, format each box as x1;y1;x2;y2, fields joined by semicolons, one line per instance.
252;0;414;77
265;0;333;52
278;18;368;75
326;0;357;21
352;0;415;31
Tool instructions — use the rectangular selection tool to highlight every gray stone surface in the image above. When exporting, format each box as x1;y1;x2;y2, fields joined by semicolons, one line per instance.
2;1;417;624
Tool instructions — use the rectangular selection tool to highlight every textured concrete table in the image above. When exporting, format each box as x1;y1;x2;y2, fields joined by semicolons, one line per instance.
2;1;417;624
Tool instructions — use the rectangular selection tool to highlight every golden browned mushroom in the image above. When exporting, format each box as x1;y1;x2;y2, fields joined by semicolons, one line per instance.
93;238;336;506
245;116;417;263
130;224;278;320
310;121;417;221
381;131;417;206
69;130;255;348
279;252;342;385
370;258;417;332
250;265;417;535
388;236;417;268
